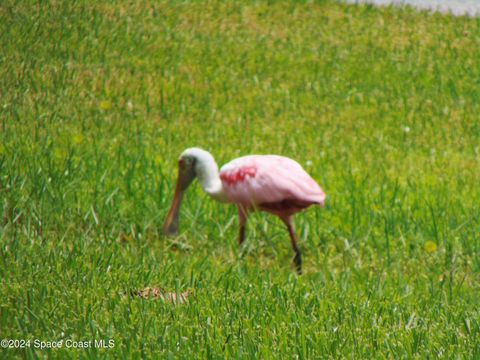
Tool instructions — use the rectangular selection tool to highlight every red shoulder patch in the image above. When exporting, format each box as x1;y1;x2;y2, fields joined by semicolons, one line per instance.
220;166;257;185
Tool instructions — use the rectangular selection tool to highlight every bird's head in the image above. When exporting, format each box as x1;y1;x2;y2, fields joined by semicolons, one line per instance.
163;147;213;236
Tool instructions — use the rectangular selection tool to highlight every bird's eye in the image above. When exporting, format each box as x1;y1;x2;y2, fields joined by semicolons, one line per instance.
181;157;195;167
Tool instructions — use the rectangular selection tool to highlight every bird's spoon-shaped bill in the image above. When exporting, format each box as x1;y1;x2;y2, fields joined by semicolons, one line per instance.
163;178;184;236
163;160;196;236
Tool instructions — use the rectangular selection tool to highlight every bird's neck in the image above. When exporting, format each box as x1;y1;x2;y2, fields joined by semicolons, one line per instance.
196;158;228;202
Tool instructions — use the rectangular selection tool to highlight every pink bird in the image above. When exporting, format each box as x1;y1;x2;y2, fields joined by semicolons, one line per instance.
163;148;326;274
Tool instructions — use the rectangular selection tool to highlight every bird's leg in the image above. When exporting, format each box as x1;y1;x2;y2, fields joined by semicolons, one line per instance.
281;216;302;275
237;206;248;246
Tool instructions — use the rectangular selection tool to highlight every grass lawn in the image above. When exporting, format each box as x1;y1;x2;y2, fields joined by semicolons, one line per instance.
1;0;480;358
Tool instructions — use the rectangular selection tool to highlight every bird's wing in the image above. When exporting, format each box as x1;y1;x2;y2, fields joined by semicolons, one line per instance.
219;155;325;207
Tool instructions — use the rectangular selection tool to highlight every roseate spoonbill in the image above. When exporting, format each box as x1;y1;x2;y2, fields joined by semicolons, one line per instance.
163;148;326;274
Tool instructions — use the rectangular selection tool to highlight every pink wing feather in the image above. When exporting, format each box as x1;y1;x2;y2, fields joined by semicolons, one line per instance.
219;155;326;208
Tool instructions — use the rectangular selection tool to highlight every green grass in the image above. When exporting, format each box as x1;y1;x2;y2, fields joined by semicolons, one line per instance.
1;0;480;358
